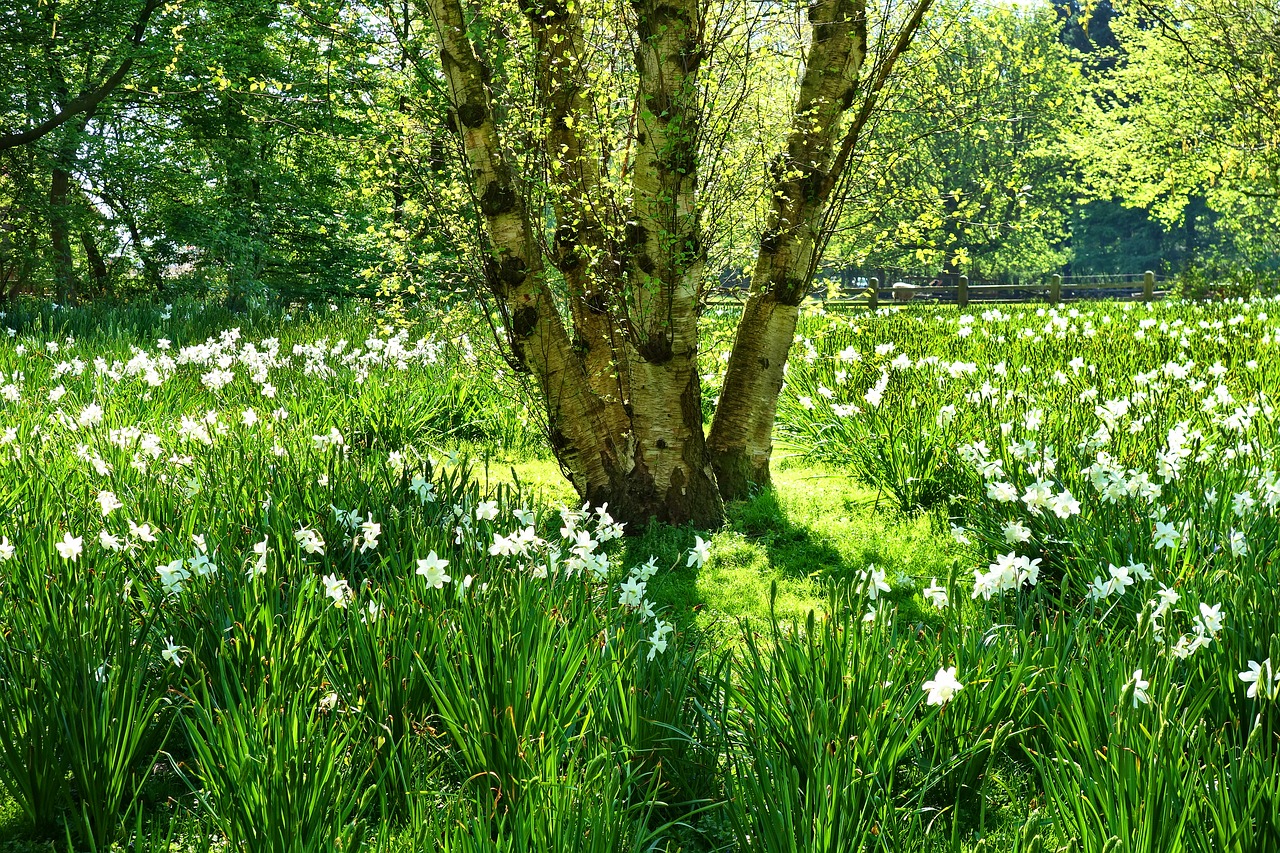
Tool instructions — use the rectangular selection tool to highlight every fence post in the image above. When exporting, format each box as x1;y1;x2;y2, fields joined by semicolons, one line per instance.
1050;273;1061;306
868;276;879;310
1143;270;1155;302
957;275;969;308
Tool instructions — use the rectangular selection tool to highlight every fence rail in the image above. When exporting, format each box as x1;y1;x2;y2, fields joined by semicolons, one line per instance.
709;270;1171;309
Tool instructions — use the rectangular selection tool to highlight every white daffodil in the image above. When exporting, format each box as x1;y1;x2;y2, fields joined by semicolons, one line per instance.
1153;520;1180;550
128;519;158;543
249;537;269;578
1239;659;1278;701
647;620;674;661
1002;519;1032;544
986;481;1018;503
922;667;964;706
357;518;381;553
295;527;326;555
1151;584;1179;620
161;637;185;667
1196;602;1224;636
410;475;436;503
1229;530;1248;558
157;559;190;595
687;535;711;568
55;532;83;561
860;564;891;600
416;551;451;589
322;573;350;607
97;490;124;517
618;577;646;608
922;579;949;609
1127;669;1150;707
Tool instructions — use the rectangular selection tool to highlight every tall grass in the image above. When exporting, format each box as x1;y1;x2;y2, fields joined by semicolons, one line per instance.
1;295;1279;850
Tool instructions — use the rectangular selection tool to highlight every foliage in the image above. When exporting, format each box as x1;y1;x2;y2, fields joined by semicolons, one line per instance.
831;0;1081;279
3;289;1280;850
1074;0;1280;269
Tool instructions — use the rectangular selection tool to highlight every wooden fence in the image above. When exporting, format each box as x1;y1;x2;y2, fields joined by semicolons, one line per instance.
710;270;1169;309
855;271;1163;309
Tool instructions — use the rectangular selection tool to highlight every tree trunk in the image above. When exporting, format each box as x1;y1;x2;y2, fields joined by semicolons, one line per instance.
525;0;631;430
126;217;164;292
222;148;259;311
709;0;933;500
0;228;16;301
708;0;869;498
49;165;77;303
616;0;723;525
80;230;109;293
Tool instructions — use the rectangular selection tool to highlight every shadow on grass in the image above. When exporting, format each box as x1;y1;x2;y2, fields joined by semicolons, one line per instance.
622;468;958;639
622;492;830;640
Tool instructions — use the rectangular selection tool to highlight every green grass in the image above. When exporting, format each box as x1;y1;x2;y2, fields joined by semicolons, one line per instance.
3;294;1280;852
0;792;24;848
624;462;958;641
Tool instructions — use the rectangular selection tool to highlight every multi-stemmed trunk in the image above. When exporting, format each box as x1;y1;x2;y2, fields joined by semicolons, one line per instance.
422;0;931;528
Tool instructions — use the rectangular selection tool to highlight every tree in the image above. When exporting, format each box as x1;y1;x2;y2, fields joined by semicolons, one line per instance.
1;0;425;302
0;0;167;151
0;0;175;300
1074;0;1280;267
824;1;1081;280
420;0;933;527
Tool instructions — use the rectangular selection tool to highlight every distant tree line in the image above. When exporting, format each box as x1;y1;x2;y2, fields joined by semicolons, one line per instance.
0;0;1276;305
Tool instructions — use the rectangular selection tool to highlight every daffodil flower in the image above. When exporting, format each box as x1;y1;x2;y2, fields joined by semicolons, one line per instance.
416;551;451;589
923;667;964;706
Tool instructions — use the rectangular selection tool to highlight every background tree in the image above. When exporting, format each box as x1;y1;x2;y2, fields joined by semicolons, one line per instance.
822;0;1081;280
0;0;174;300
1073;0;1280;269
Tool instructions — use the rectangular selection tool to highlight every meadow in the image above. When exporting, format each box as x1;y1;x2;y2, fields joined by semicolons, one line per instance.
0;295;1277;852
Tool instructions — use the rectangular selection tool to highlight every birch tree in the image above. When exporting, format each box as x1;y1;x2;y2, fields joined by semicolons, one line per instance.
421;0;934;527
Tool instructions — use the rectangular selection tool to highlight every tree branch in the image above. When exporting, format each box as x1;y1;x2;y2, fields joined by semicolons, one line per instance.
0;0;165;151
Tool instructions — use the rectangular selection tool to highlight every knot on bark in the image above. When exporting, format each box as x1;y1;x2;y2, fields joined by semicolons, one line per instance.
497;255;528;287
457;101;487;129
585;291;609;315
637;335;673;364
625;221;647;249
479;182;517;217
512;306;539;339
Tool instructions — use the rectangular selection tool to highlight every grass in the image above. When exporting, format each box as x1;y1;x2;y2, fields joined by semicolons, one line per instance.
2;294;1280;851
625;461;958;640
448;452;956;641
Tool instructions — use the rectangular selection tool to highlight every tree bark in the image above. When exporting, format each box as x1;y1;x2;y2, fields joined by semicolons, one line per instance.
80;230;109;293
49;165;77;303
708;0;868;497
708;0;933;500
524;0;631;430
423;0;722;528
620;0;724;525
